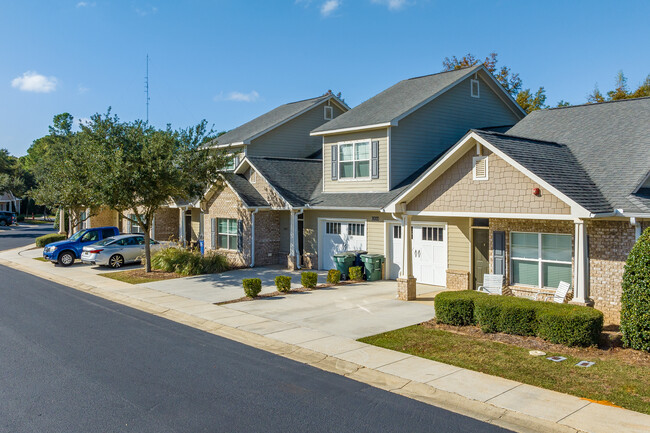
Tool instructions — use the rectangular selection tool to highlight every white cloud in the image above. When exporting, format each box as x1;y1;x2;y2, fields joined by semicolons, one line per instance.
135;5;158;16
76;1;96;7
320;0;340;17
11;71;58;93
77;84;89;94
371;0;410;10
214;90;260;103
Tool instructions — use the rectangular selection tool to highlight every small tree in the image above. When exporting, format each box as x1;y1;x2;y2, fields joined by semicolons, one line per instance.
621;227;650;352
83;111;227;272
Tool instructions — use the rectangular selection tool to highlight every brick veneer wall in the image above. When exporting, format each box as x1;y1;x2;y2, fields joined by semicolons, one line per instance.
154;207;179;241
487;218;646;325
407;148;571;215
89;207;119;228
203;184;283;268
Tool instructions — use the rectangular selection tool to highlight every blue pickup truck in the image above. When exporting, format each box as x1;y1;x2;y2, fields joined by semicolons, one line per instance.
43;226;120;266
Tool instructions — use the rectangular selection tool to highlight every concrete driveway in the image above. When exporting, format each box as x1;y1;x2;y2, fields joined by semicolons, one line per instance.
145;265;437;339
141;265;328;303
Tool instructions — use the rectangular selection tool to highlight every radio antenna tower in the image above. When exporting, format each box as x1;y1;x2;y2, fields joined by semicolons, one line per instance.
145;54;150;123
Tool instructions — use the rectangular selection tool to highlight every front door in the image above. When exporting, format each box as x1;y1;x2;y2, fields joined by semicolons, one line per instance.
473;228;489;289
185;212;192;242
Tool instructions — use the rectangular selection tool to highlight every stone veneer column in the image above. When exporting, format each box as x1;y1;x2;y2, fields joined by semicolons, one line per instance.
397;214;416;300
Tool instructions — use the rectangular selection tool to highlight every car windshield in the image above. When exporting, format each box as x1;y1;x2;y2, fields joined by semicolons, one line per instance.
95;237;117;246
68;230;87;241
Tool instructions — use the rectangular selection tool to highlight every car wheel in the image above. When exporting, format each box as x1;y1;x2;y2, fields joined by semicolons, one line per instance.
109;254;124;269
0;220;6;226
58;251;75;267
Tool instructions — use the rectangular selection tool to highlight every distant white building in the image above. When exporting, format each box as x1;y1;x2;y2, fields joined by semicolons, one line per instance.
0;191;21;213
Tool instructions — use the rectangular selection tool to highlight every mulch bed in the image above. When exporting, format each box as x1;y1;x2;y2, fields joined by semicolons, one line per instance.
114;268;182;281
215;280;359;305
422;320;650;366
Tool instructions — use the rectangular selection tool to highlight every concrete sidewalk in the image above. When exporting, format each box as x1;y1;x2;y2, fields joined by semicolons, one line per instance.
1;245;649;433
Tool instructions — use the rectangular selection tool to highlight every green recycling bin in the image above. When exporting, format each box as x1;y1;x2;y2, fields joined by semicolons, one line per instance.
333;252;356;280
360;254;385;281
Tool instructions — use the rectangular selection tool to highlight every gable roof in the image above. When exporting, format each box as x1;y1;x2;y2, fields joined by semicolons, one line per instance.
472;130;611;213
209;94;347;147
311;65;525;135
222;173;269;207
506;97;650;214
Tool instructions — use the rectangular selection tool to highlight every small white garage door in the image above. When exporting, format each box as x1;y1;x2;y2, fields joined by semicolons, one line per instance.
389;223;447;287
320;220;367;270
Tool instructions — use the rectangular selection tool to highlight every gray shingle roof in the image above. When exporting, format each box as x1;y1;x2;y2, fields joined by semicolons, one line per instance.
247;157;322;207
223;173;269;207
312;66;483;133
506;97;650;214
212;95;331;146
473;130;611;213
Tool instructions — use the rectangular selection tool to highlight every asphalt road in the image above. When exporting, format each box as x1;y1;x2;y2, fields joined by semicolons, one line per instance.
0;226;510;432
0;222;56;250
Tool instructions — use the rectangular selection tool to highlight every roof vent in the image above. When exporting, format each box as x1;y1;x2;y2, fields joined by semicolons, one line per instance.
473;156;488;180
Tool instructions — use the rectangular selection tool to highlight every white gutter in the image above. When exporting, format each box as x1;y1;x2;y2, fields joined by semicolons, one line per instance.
250;208;259;267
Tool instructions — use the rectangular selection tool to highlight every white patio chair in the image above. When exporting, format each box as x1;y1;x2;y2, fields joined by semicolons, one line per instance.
477;274;504;295
529;280;572;302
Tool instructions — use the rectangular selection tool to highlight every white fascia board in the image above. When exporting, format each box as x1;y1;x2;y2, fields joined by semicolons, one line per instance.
310;122;393;136
307;206;382;211
209;141;246;149
221;179;250;209
242;159;292;209
233;158;250;174
405;210;576;221
476;66;527;118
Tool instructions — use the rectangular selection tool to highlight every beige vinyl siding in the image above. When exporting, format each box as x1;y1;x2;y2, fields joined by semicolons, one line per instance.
390;74;522;188
322;129;389;192
303;210;470;273
190;208;201;241
247;101;345;159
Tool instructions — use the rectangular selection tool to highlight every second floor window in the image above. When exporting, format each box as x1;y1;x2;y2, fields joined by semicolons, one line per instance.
339;141;370;179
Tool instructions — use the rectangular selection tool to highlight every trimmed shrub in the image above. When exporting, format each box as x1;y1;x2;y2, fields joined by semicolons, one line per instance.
301;272;318;288
621;227;650;351
327;269;341;284
151;247;229;276
537;304;603;347
349;266;363;281
275;275;292;293
435;290;487;326
243;278;262;298
36;233;67;248
473;296;502;332
17;215;25;222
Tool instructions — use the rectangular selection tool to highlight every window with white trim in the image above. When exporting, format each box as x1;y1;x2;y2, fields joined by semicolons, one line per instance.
326;222;341;235
510;232;572;289
324;105;334;120
422;227;443;242
473;156;488;180
393;225;402;239
348;223;365;236
217;218;238;250
339;141;370;179
471;79;480;98
129;214;144;234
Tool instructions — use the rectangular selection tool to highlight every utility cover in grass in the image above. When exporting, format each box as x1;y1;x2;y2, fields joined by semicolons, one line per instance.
575;361;595;368
547;356;567;362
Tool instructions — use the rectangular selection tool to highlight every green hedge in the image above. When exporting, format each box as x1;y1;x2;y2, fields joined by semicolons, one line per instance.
349;266;363;281
274;275;292;293
621;227;650;352
435;290;604;347
435;290;487;326
36;233;67;247
301;272;318;289
243;278;262;298
327;269;341;284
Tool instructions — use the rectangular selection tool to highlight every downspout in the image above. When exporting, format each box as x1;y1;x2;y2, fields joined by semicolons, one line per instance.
250;208;259;267
630;217;642;240
295;208;304;269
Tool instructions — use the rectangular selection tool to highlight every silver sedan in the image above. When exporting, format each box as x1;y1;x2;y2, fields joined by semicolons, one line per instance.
81;234;162;268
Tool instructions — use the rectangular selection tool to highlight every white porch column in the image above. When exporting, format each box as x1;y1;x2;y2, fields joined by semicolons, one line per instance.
179;208;186;246
571;220;592;305
288;210;298;270
397;214;416;300
58;208;66;234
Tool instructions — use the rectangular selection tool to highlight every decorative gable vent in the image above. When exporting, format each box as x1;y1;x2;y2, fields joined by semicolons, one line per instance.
471;79;480;98
473;156;488;180
324;105;334;120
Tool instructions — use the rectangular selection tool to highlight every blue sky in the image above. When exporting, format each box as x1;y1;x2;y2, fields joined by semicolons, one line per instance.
2;0;649;156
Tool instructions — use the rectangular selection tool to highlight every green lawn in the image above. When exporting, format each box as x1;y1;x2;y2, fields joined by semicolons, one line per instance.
100;269;181;284
359;325;650;415
21;219;55;225
33;257;49;262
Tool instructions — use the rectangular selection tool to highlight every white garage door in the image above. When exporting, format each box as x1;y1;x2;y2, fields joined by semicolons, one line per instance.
389;223;447;287
320;220;367;270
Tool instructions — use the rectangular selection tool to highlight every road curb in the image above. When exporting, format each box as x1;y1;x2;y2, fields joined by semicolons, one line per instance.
0;252;599;433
